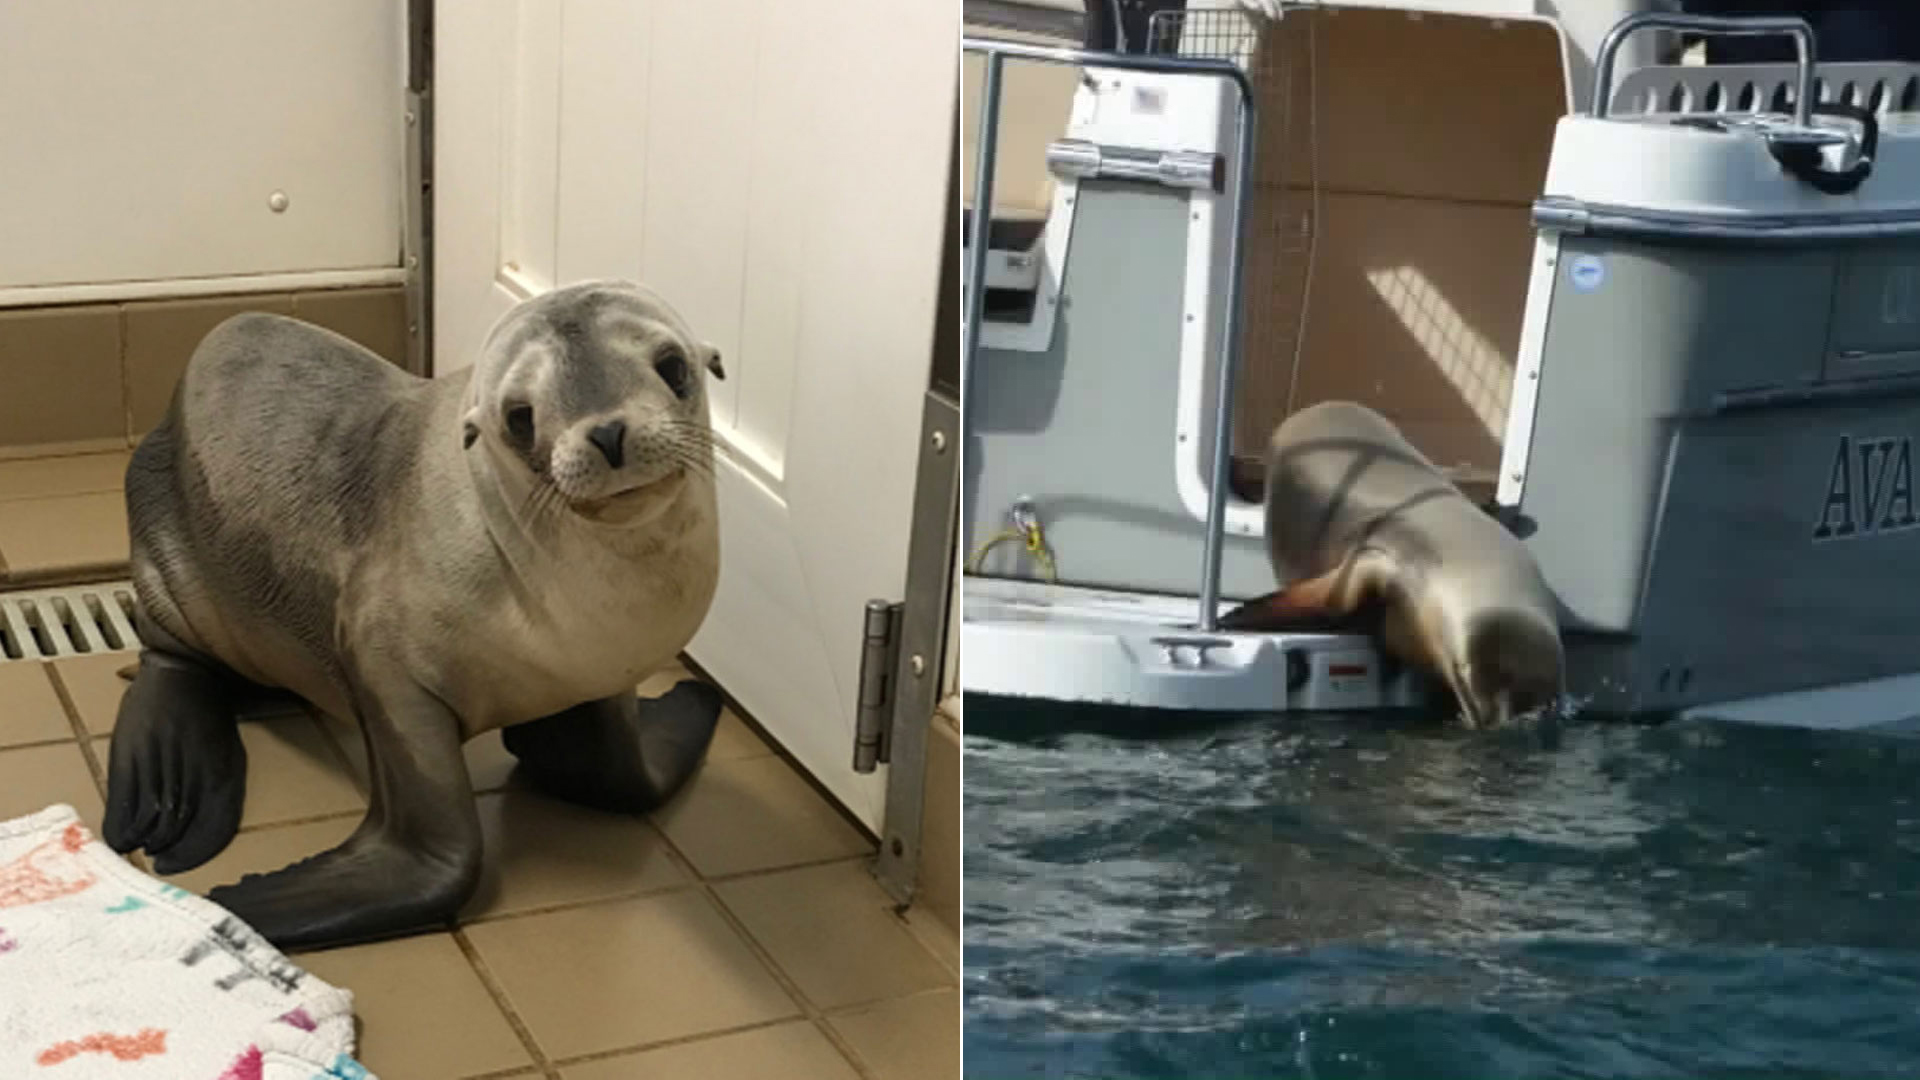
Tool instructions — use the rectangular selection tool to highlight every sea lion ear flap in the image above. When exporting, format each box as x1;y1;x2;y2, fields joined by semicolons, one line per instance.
461;407;481;450
703;344;725;381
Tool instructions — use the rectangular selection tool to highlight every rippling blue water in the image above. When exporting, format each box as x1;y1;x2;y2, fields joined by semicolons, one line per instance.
963;702;1920;1079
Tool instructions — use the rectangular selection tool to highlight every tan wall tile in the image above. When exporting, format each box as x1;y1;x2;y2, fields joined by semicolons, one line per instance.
292;286;410;368
0;452;128;503
124;294;294;436
0;305;125;451
0;491;129;583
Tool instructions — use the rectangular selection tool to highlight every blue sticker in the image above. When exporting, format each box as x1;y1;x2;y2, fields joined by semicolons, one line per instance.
1568;254;1606;293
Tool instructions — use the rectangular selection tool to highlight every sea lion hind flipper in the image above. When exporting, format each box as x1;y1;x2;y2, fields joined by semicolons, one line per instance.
501;679;723;814
103;650;247;874
1217;572;1361;632
206;668;482;950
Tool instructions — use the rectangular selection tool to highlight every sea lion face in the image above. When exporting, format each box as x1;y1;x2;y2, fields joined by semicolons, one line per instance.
1446;609;1565;730
467;280;725;524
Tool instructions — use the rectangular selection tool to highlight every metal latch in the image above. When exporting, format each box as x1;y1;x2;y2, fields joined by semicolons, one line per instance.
853;599;904;773
1045;137;1224;192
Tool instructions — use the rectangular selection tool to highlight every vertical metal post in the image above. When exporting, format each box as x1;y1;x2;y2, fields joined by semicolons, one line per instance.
959;38;1254;627
962;53;1005;413
873;391;961;906
403;0;435;376
1196;90;1258;631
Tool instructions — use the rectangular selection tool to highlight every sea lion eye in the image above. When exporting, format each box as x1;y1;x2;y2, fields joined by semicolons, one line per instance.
503;403;535;444
655;351;692;399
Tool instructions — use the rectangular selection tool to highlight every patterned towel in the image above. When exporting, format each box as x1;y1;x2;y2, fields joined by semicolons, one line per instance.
0;804;377;1079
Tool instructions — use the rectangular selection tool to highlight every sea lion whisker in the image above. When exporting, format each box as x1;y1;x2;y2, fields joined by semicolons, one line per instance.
663;447;716;480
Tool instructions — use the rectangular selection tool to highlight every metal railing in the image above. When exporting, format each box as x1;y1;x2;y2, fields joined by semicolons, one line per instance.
960;36;1259;631
1592;12;1817;124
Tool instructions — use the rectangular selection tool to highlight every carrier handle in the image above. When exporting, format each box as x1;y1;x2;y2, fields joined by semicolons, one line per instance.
1767;101;1878;195
1591;12;1815;127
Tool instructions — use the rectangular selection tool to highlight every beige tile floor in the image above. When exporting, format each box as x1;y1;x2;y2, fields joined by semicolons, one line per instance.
0;654;959;1079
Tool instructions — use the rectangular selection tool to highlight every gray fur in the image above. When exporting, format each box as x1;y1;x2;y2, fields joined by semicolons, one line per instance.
1238;401;1564;729
106;280;725;949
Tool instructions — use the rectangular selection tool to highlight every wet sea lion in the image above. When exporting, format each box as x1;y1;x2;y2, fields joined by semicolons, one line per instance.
1221;401;1564;728
105;280;726;948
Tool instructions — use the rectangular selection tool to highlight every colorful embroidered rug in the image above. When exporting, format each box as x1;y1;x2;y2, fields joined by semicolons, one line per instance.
0;804;377;1078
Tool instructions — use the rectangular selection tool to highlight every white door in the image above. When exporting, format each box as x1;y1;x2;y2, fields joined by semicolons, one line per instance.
433;0;956;830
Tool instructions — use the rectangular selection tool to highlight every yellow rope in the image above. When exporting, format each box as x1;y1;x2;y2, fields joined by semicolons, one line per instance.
966;520;1058;582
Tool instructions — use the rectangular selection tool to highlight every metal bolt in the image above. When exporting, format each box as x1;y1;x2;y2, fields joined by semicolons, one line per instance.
408;324;419;335
910;654;926;678
405;110;417;125
268;191;290;213
930;430;947;454
407;255;420;270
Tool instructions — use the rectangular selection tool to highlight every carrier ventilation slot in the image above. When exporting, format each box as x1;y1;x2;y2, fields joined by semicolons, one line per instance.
0;582;141;662
1615;66;1920;119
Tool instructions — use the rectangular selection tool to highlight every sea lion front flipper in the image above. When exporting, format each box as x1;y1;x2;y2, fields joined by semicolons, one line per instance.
103;648;247;875
1218;571;1368;633
501;679;723;814
205;665;482;950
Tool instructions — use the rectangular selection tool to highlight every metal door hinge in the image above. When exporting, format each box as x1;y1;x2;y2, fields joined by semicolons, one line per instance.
853;599;904;773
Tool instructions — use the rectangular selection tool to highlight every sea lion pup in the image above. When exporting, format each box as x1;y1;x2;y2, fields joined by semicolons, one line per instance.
104;280;727;948
1219;401;1564;728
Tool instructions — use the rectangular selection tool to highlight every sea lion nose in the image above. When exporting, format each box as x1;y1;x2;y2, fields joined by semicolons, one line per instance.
588;420;626;468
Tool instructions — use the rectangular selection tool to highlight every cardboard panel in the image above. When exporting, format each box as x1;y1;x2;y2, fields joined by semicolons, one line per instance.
1224;6;1562;481
1233;188;1535;475
1249;7;1565;206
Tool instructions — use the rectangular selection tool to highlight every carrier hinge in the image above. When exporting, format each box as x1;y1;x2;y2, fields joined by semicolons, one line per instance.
853;599;905;773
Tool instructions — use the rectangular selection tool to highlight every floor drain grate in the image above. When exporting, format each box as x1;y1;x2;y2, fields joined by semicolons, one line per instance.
0;581;141;661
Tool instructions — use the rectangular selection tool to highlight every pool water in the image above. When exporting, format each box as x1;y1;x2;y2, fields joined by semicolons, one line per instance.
963;703;1920;1079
